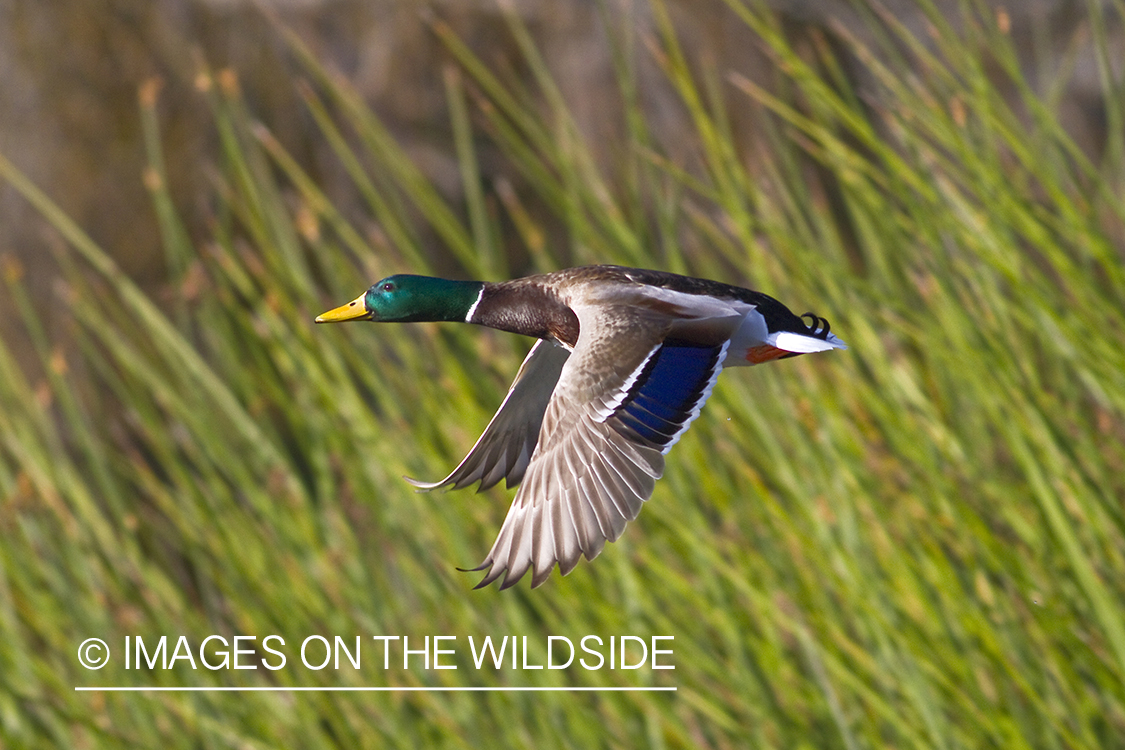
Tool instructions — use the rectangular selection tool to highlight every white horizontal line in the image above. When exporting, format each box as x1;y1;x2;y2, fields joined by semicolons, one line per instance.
76;686;676;692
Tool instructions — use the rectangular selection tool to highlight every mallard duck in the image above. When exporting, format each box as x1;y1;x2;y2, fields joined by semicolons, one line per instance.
316;265;846;589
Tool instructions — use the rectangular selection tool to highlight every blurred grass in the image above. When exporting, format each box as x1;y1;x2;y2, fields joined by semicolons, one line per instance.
2;0;1125;747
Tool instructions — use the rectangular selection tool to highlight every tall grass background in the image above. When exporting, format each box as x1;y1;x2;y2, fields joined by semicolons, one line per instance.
2;0;1124;746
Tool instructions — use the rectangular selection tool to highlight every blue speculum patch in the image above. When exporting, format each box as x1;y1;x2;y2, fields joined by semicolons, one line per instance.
614;343;722;446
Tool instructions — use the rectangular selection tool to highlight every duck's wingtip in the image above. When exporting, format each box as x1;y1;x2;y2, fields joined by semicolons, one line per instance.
475;568;509;590
403;475;447;492
457;557;493;574
498;572;525;591
530;567;554;589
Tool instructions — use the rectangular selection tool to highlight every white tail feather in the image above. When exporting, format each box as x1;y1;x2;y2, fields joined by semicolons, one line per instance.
769;330;848;353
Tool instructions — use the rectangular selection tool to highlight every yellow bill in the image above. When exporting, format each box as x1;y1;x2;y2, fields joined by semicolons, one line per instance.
315;292;372;323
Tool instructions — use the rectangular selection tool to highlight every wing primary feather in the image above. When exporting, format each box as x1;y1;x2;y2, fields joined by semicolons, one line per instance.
590;453;629;541
600;443;650;520
501;514;533;590
531;503;557;588
554;488;582;576
596;458;634;524
575;474;609;560
566;452;602;559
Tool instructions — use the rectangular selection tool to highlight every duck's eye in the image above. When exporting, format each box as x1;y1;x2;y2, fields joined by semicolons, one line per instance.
381;282;395;292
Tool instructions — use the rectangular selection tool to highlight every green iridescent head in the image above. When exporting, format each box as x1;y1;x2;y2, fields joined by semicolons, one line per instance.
315;275;484;324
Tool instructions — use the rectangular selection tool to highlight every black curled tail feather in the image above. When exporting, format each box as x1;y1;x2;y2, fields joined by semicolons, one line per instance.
800;312;832;340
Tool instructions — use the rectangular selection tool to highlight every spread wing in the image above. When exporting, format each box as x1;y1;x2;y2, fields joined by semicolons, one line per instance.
405;339;571;491
468;298;740;589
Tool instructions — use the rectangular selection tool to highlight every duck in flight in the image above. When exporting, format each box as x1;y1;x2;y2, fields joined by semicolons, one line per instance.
316;265;846;589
